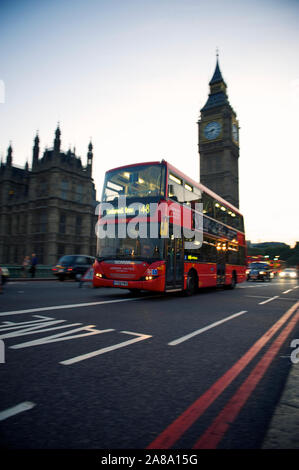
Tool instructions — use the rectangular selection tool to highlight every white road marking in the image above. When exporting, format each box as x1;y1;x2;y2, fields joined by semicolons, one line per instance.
258;296;280;305
237;283;277;289
282;289;293;294
247;295;299;302
60;331;152;365
0;315;56;330
10;326;114;349
0;402;35;421
245;295;272;299
0;320;73;340
168;311;248;346
0;296;147;317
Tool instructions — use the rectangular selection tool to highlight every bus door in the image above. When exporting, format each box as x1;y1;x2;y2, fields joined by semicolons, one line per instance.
165;228;184;290
216;242;226;285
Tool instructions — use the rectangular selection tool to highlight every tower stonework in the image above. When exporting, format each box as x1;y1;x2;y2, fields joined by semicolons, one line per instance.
198;57;240;208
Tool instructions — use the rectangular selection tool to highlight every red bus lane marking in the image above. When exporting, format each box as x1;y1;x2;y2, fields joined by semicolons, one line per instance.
147;301;299;449
193;309;299;449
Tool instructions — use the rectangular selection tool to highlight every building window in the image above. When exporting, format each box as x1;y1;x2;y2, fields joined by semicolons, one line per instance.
20;214;26;234
4;246;10;264
75;183;84;202
16;214;20;234
57;244;65;259
7;216;12;235
59;213;66;234
40;212;47;233
14;246;18;264
75;215;82;235
33;211;47;233
36;179;48;198
61;180;68;199
34;245;44;265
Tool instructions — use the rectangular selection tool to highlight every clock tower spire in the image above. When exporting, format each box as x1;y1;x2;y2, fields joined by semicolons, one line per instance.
198;55;240;208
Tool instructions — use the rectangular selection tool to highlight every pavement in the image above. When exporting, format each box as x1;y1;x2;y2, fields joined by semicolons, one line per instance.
262;362;299;449
1;276;299;449
3;277;56;281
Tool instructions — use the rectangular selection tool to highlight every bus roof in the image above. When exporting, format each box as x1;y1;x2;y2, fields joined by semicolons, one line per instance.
106;161;161;173
105;160;242;216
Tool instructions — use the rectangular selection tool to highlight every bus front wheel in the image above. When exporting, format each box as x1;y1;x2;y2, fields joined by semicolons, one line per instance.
128;288;141;295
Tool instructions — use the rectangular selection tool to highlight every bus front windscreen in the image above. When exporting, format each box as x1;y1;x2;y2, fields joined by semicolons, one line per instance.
102;164;165;202
97;222;165;261
97;236;164;261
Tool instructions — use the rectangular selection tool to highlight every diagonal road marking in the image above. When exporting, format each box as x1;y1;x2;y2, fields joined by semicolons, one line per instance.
0;402;36;421
168;311;248;346
259;296;279;305
60;331;152;365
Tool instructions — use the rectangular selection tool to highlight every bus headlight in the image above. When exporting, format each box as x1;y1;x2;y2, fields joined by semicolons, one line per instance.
95;273;103;278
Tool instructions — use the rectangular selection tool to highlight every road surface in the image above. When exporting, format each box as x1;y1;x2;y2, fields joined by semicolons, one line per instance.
0;277;298;452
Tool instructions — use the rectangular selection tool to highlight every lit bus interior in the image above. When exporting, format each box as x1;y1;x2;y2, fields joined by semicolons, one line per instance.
102;164;165;201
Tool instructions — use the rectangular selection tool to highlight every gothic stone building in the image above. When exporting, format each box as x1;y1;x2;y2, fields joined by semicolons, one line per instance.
198;57;240;208
0;126;97;265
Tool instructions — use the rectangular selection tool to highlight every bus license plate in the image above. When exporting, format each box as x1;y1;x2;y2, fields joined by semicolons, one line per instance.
113;281;128;286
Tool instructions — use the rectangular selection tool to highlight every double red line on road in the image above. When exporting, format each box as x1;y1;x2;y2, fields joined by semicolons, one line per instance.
147;301;299;449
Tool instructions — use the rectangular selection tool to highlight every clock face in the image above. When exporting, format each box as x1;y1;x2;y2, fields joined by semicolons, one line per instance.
204;121;221;140
232;123;239;142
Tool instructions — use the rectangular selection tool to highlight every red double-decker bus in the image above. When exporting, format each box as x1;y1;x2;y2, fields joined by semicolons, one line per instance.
93;160;246;294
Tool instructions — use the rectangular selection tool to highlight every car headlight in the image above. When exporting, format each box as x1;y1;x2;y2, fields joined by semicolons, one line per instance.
259;271;266;275
290;272;296;278
279;272;285;277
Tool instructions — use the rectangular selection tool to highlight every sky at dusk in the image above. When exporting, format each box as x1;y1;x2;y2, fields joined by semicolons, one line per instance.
1;0;299;246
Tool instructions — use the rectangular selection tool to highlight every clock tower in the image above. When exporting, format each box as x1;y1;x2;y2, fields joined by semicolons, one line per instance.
198;56;240;208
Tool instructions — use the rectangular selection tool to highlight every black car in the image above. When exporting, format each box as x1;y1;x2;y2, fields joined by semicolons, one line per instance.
247;262;273;282
52;255;95;281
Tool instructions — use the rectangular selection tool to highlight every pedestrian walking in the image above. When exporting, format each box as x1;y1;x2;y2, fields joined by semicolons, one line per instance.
29;253;38;278
22;256;30;277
